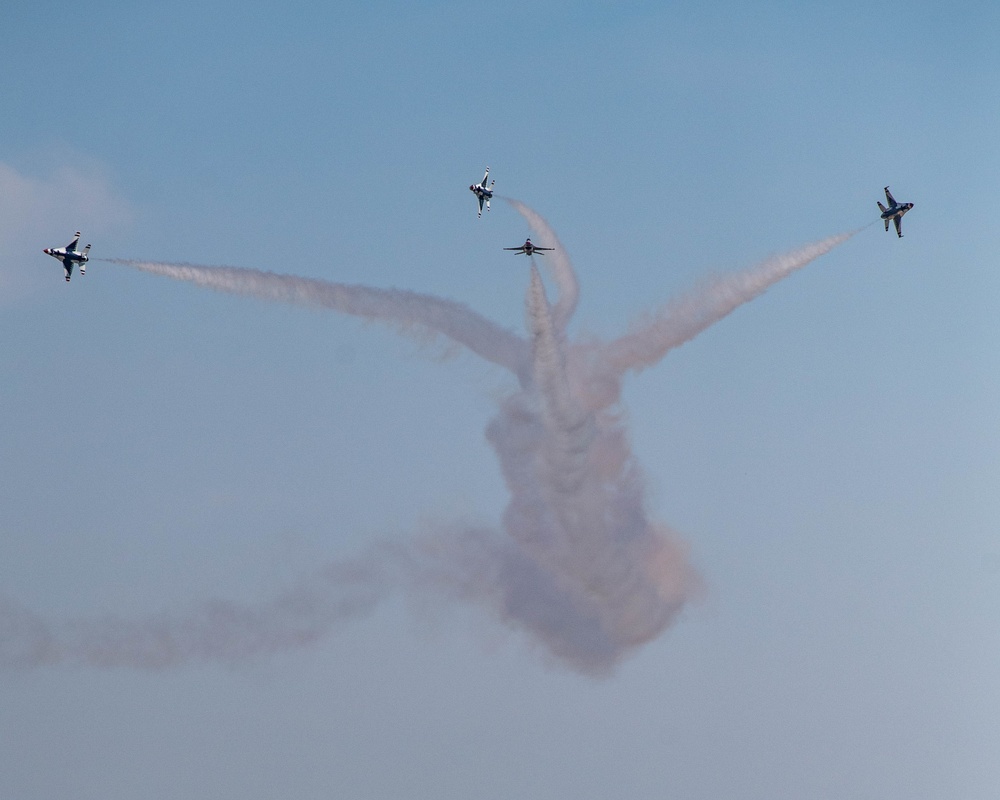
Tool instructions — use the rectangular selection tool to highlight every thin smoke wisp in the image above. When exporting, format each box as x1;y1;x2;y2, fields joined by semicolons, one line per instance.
1;204;858;675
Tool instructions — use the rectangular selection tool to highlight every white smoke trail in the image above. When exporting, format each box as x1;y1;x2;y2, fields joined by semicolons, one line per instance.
504;199;579;334
0;553;391;669
104;259;531;381
2;212;857;675
599;230;860;379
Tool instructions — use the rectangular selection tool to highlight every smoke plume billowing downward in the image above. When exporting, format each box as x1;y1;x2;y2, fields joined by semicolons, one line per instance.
1;207;856;675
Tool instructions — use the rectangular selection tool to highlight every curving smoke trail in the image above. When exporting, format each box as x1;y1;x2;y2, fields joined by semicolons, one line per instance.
598;230;861;380
1;205;857;675
103;259;531;382
0;553;393;670
504;198;578;334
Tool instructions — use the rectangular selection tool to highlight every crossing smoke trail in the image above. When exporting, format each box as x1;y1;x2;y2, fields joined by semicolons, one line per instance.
504;198;578;334
479;267;693;669
1;206;857;675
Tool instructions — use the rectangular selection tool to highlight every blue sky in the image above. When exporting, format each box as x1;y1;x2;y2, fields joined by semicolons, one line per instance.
2;2;998;798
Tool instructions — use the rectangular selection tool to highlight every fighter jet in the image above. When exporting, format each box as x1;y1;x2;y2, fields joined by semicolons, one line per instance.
877;186;914;238
469;167;495;218
503;238;554;256
43;231;91;281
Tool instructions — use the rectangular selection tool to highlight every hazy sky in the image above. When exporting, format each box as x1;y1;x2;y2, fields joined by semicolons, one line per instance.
2;2;998;799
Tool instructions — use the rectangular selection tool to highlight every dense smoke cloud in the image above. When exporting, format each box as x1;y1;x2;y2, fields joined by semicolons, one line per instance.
0;204;857;675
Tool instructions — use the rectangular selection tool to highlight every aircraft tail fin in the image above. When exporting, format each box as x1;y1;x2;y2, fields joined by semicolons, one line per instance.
877;201;887;213
83;243;92;255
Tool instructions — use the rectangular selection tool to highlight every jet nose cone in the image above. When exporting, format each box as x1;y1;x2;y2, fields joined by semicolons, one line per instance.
43;248;50;254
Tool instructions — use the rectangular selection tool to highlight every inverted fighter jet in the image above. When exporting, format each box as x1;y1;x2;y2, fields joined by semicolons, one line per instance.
503;238;554;256
877;186;914;238
469;167;495;218
43;231;91;281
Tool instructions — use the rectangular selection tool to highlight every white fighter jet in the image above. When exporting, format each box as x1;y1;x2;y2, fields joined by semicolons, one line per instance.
469;167;495;218
43;231;91;281
877;186;914;238
503;238;554;256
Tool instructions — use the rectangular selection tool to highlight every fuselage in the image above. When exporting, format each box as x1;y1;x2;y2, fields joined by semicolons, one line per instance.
43;247;89;264
881;202;914;221
506;238;552;256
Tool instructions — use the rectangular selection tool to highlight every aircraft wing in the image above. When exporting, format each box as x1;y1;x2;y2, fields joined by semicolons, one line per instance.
503;247;527;253
66;232;81;251
480;169;490;188
884;187;897;207
533;247;554;251
477;195;485;215
894;216;902;237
